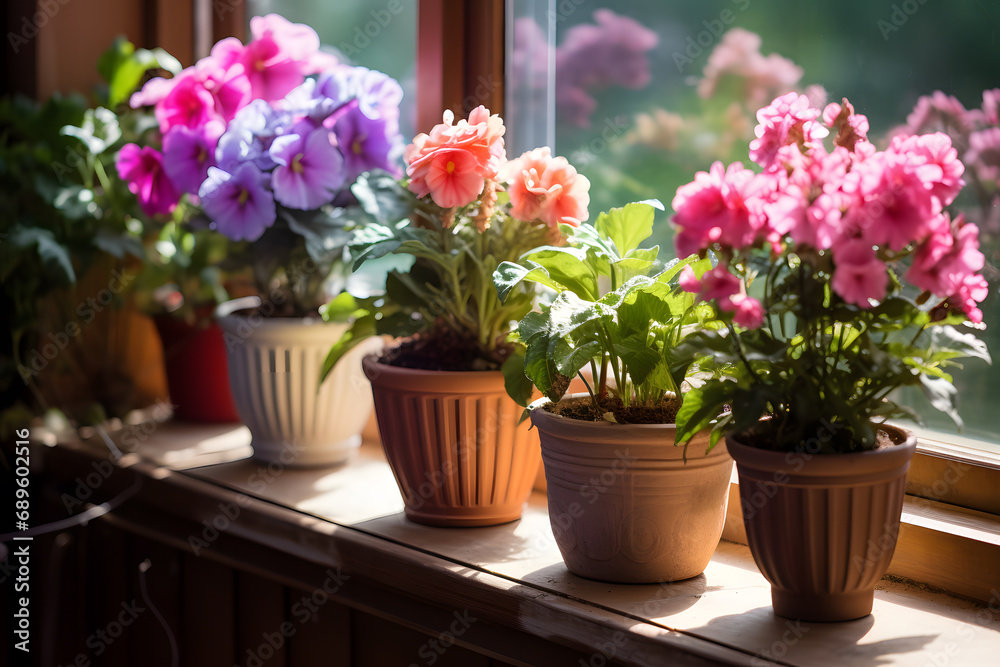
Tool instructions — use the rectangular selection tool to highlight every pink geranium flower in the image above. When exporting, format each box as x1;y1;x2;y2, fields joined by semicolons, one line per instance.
503;147;591;228
950;273;989;324
671;161;764;257
749;92;828;170
831;239;887;307
907;215;985;297
116;144;181;217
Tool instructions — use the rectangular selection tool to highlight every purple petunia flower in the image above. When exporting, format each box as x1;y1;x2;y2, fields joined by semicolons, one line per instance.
216;100;292;172
162;121;224;195
198;163;276;241
316;66;403;134
332;106;403;182
269;127;346;209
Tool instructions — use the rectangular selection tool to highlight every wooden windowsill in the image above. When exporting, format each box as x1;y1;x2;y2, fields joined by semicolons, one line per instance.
40;421;1000;667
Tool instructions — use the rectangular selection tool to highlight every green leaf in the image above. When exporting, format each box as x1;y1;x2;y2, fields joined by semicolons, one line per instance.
928;326;992;365
320;292;365;323
320;314;377;384
524;332;564;402
9;227;75;284
281;208;352;263
614;334;660;386
553;337;602;378
520;246;599;299
94;229;144;259
502;347;535;407
493;260;568;303
919;374;963;429
674;380;732;445
516;309;550;343
594;200;661;256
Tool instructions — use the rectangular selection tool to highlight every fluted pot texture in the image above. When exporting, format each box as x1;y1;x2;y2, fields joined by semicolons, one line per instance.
217;298;381;467
530;396;734;584
727;425;917;622
363;354;540;527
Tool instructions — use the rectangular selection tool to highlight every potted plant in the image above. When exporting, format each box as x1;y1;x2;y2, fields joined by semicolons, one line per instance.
322;106;591;526
0;42;178;431
491;200;732;582
671;93;992;621
120;15;405;466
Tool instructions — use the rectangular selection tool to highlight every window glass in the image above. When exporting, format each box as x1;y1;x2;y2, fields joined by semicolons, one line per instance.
247;0;418;140
508;0;1000;447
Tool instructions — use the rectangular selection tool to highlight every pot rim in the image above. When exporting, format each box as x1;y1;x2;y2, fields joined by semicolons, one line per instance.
215;297;346;333
362;353;511;395
361;352;505;378
529;394;688;432
726;424;917;477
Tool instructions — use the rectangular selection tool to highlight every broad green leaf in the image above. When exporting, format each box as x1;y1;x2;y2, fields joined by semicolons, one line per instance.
520;246;599;300
618;288;674;336
524;332;564;402
553;337;602;378
94;229;144;259
320;314;377;384
516;309;550;343
594;200;661;256
320;292;365;323
502;347;535;408
674;379;733;445
9;227;75;284
548;291;608;339
928;325;992;365
614;334;660;386
493;260;571;303
919;374;963;429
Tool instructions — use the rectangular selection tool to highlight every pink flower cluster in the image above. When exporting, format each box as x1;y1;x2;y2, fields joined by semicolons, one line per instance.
672;92;989;325
405;106;590;231
697;28;804;107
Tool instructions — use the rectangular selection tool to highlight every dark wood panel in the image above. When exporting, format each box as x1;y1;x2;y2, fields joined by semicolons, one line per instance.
129;534;183;667
181;552;237;666
236;571;289;667
287;593;351;666
351;608;491;667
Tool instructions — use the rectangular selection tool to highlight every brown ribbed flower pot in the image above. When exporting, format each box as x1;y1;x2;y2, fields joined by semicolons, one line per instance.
727;426;917;622
530;396;733;584
363;354;540;527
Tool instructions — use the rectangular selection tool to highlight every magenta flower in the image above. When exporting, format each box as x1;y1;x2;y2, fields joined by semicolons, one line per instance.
730;295;765;329
154;72;218;134
750;93;828;170
907;215;985;297
269;128;346;209
163;122;224;195
951;274;989;324
199;164;276;241
229;14;322;102
116;144;181;217
671;161;763;257
831;239;887;307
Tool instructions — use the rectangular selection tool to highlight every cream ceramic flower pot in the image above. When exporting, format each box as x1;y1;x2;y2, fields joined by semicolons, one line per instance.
530;395;733;584
217;297;382;467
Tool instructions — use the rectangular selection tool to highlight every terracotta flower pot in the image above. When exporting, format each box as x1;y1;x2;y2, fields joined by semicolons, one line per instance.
154;315;240;423
362;354;540;527
727;425;917;622
217;298;382;467
530;396;733;583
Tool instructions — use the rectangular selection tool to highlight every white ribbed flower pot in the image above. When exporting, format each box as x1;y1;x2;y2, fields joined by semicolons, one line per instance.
217;297;382;467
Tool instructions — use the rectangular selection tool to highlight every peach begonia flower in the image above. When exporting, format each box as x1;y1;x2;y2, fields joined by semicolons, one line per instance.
406;106;506;208
503;147;591;228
